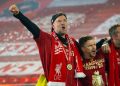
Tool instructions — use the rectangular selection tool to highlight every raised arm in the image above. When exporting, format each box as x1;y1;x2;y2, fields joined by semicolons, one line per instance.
9;4;40;38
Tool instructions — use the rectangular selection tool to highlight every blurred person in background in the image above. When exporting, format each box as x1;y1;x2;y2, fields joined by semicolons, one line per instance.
9;4;85;86
78;36;107;86
102;24;120;86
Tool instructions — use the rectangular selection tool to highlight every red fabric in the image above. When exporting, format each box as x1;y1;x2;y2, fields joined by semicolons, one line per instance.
35;31;52;80
80;52;107;86
49;32;83;84
108;41;120;86
35;31;83;86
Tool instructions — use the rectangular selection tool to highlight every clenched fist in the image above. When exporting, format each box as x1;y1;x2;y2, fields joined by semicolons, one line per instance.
9;4;19;15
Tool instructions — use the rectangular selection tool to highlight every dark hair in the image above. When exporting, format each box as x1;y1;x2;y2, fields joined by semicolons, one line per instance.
109;24;120;37
79;36;94;48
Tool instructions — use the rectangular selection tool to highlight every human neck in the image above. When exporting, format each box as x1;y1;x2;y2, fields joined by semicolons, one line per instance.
113;40;120;48
115;44;120;48
84;54;94;60
56;33;68;45
56;33;65;38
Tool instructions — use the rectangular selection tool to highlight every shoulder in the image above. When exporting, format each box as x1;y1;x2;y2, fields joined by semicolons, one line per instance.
35;30;52;40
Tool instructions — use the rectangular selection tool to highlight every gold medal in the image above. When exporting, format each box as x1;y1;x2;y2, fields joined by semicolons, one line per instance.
67;64;72;70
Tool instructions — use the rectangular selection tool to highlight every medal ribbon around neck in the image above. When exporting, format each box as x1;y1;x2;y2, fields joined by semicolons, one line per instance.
60;38;73;70
53;33;73;70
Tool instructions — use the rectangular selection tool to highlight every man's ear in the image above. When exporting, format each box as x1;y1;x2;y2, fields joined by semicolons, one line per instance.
112;34;117;40
81;47;85;52
52;24;54;29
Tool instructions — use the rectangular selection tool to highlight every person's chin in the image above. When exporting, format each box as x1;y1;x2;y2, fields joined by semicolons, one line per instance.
63;31;67;35
91;53;96;57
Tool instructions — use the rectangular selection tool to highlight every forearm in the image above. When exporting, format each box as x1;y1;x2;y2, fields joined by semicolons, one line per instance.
96;39;106;49
14;12;40;38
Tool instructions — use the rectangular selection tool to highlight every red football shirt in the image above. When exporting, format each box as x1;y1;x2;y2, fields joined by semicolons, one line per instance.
80;52;107;86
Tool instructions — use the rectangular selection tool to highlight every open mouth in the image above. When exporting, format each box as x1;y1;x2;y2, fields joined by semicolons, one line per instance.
62;26;65;29
92;50;96;53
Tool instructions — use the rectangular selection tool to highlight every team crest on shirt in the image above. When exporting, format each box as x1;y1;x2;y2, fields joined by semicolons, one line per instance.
54;63;62;80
